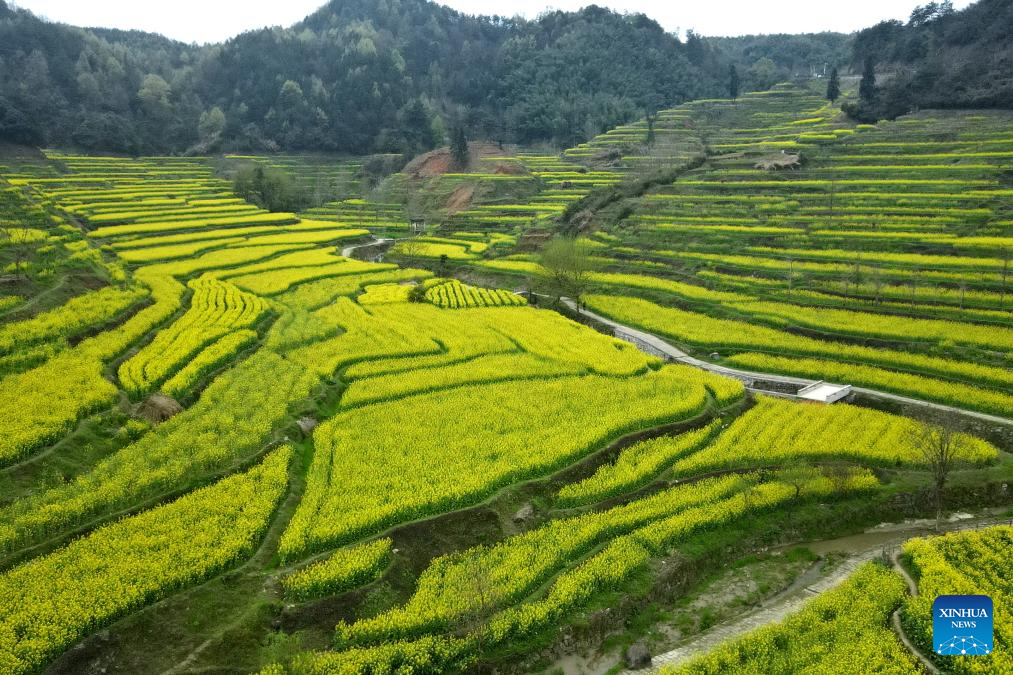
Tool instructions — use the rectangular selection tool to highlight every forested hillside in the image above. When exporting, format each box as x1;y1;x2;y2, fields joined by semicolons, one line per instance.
849;0;1013;118
707;32;851;85
0;0;843;155
4;0;1008;156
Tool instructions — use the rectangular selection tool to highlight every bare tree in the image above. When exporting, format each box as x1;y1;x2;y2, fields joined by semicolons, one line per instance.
457;557;496;653
908;414;974;529
396;234;425;265
780;461;814;529
781;461;814;502
851;258;863;296
824;463;858;495
0;225;37;281
738;475;757;512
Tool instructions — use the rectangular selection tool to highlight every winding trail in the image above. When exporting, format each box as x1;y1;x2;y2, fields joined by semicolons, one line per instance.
340;237;395;259
889;549;941;674
561;299;1013;428
625;515;1004;674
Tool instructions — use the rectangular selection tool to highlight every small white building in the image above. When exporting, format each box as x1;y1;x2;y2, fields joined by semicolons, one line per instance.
797;381;852;404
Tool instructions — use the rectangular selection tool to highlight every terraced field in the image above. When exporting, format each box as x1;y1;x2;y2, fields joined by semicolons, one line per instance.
435;84;1013;421
0;82;1010;674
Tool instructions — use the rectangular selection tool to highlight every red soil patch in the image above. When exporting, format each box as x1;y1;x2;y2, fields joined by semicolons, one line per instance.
405;149;455;178
445;185;475;214
403;141;517;178
492;162;525;175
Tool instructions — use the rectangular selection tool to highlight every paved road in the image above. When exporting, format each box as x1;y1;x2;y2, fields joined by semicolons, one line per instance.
561;299;1013;428
340;237;395;259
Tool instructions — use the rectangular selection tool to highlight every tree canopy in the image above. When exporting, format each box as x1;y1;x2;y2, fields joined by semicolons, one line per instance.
826;67;841;102
848;0;1013;119
0;0;850;155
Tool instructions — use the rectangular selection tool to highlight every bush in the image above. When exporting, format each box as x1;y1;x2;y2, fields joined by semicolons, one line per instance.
233;165;309;213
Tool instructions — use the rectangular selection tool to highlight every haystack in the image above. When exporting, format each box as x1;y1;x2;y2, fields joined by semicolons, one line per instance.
137;393;183;424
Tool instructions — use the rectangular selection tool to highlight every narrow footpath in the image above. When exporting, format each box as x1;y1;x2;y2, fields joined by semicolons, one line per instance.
888;547;941;675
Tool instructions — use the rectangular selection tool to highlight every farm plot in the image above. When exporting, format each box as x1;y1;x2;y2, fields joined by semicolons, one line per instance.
281;363;739;557
333;468;877;648
2;83;1011;675
118;275;269;395
584;293;1013;417
451;85;1013;425
668;525;1012;675
901;525;1011;674
423;278;526;308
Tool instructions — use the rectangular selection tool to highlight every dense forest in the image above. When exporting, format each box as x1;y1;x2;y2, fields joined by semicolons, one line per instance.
0;0;849;155
847;0;1013;119
3;0;1008;155
708;33;852;85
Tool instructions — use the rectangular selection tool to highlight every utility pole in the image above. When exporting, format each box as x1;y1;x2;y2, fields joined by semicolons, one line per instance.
828;180;836;230
1002;248;1009;309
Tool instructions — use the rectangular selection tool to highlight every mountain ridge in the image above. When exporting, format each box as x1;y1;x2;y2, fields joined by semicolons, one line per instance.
7;0;1005;156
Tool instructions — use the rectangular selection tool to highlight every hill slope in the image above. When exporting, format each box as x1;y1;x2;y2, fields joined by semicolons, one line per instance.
0;0;733;154
851;0;1013;117
0;0;855;155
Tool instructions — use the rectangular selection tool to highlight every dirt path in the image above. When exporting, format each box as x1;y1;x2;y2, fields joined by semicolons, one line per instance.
889;549;941;674
623;514;1005;673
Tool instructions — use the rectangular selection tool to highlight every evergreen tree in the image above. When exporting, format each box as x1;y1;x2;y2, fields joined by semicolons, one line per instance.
400;99;437;157
826;67;841;102
450;125;469;167
728;64;740;99
645;111;657;145
859;57;877;102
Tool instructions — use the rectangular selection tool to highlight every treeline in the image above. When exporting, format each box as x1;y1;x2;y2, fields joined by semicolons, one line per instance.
847;0;1013;120
0;0;847;155
708;33;851;89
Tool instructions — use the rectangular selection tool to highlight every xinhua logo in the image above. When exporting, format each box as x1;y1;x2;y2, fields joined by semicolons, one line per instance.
933;595;993;656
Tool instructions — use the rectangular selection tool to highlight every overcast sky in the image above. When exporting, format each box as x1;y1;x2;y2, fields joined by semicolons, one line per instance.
11;0;976;44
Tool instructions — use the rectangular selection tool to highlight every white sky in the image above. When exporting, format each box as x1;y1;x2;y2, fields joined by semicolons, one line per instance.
11;0;976;44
